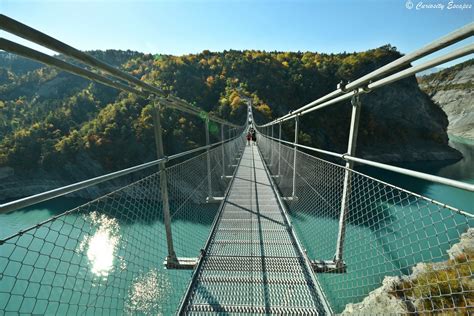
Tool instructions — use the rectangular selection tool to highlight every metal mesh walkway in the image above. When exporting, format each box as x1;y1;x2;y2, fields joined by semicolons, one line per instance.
180;145;331;315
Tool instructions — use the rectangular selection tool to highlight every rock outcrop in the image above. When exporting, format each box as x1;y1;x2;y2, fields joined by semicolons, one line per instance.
298;75;463;163
355;81;462;162
342;228;474;315
447;228;474;260
341;276;408;315
418;59;474;140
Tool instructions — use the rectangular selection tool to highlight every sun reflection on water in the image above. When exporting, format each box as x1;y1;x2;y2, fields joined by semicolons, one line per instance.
78;212;121;278
126;268;171;315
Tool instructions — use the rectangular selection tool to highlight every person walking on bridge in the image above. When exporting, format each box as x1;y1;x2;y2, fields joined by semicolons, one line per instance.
246;130;252;146
251;128;257;145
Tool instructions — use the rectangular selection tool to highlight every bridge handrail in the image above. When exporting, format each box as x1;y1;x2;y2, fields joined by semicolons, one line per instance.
0;38;147;96
0;14;240;128
258;133;474;193
259;23;474;126
0;136;241;215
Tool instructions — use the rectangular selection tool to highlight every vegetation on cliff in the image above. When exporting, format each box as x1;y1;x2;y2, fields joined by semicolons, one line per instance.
417;59;474;95
0;46;455;175
343;229;474;315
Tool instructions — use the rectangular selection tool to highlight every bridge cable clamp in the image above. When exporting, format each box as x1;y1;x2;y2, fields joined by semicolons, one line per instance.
157;96;169;107
337;80;347;93
360;83;372;94
351;92;361;108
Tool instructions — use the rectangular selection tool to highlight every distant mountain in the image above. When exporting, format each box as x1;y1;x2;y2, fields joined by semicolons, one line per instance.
418;59;474;140
416;67;445;77
0;47;461;199
0;49;143;74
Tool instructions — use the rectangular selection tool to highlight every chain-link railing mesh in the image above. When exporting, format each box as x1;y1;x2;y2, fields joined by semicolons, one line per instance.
258;133;473;315
0;135;245;315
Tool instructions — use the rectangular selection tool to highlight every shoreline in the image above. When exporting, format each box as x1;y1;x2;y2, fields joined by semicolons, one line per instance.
449;133;474;146
1;140;472;203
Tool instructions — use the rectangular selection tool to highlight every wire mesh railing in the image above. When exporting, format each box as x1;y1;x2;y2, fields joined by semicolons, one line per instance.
0;136;245;315
257;134;473;314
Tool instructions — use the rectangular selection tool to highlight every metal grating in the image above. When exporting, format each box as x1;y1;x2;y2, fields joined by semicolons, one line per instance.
180;145;331;315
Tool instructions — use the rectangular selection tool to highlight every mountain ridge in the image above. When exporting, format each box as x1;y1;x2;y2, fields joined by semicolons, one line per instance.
0;47;462;199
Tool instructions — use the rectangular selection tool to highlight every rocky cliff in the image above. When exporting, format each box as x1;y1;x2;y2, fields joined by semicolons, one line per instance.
342;228;474;315
351;80;462;163
418;59;474;140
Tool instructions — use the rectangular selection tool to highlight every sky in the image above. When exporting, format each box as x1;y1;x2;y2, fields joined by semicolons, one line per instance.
0;0;473;67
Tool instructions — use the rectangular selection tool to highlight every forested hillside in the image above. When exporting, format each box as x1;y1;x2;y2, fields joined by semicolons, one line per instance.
0;46;461;198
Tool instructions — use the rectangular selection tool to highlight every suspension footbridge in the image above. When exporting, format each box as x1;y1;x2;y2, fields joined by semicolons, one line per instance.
180;145;331;314
0;15;473;315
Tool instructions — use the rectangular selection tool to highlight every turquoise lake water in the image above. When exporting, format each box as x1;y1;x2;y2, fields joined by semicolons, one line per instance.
359;136;474;213
0;137;473;314
0;195;217;314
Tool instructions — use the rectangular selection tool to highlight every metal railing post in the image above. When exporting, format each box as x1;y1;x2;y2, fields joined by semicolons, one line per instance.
221;123;225;178
278;122;282;176
291;115;300;198
334;93;362;268
152;102;178;265
265;127;268;155
270;124;274;167
205;116;213;201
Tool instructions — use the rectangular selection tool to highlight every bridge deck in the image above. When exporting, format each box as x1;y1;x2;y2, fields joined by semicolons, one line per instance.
181;145;329;315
